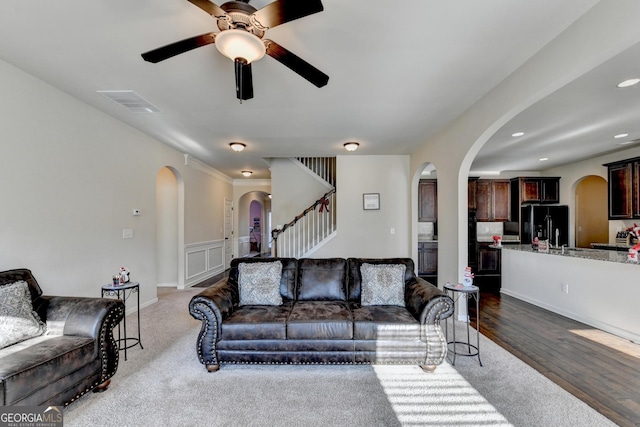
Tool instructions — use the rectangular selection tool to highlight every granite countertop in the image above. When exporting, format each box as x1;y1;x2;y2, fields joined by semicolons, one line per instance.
502;244;639;265
590;242;632;250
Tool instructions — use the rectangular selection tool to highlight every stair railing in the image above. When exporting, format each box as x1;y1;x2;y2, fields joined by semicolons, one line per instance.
296;157;336;187
271;188;336;258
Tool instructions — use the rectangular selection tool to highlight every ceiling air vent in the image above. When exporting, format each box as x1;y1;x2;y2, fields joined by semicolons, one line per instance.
97;90;161;113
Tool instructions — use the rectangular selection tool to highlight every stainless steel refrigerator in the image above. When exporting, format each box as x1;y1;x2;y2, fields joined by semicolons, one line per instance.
520;205;569;246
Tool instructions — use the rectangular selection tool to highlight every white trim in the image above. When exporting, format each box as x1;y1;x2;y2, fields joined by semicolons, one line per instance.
232;178;271;187
301;229;337;257
156;282;178;288
184;154;233;184
183;239;225;288
290;158;333;189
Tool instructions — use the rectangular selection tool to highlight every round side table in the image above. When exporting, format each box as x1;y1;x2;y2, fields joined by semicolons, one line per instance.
443;282;482;366
101;282;144;361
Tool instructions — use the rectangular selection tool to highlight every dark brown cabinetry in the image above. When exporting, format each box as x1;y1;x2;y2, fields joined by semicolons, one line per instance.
418;179;437;222
477;244;500;274
468;178;477;210
605;160;634;219
474;179;510;222
511;177;560;205
475;243;501;291
417;241;438;279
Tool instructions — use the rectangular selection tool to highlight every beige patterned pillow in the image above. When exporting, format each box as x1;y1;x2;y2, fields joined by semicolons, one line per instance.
0;281;46;349
238;261;283;306
360;263;406;307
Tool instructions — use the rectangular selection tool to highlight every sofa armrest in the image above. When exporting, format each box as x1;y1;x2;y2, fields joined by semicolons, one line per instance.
35;296;125;382
188;279;237;368
405;277;453;323
405;277;454;365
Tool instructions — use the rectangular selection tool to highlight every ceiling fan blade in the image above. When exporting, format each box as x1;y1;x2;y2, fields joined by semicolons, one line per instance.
141;33;216;63
251;0;323;30
235;58;254;101
264;40;329;88
188;0;229;19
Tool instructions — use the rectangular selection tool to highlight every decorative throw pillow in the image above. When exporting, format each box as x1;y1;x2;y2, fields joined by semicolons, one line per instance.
360;263;406;307
238;261;283;306
0;280;46;349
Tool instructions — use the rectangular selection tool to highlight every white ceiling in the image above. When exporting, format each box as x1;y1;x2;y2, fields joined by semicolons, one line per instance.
3;0;634;180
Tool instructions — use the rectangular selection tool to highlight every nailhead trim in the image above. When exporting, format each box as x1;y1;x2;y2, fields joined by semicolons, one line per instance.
64;303;124;406
191;290;455;371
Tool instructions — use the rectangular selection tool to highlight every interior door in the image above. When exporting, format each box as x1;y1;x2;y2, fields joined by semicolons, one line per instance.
224;198;233;269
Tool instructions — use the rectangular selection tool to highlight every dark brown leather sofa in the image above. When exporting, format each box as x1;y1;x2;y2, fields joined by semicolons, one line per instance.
0;269;124;406
189;257;454;373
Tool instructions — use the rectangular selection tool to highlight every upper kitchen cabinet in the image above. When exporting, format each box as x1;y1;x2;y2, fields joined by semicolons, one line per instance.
474;179;510;222
604;159;635;219
418;179;437;222
468;178;477;210
511;177;560;205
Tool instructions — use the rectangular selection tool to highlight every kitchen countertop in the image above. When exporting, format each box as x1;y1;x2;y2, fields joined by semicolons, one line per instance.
590;242;632;251
502;244;639;265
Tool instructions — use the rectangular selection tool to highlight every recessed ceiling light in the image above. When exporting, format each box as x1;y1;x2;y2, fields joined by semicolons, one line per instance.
241;170;252;177
229;142;246;152
539;157;549;162
511;132;525;137
614;133;629;139
618;141;635;146
617;78;640;88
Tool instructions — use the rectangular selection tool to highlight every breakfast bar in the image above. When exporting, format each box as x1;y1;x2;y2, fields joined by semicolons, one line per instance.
501;245;640;344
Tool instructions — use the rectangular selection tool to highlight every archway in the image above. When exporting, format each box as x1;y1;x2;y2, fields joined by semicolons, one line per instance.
156;166;185;288
237;191;271;257
575;175;608;248
249;200;263;254
416;163;438;283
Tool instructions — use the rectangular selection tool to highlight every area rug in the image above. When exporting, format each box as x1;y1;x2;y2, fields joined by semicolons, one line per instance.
63;287;614;426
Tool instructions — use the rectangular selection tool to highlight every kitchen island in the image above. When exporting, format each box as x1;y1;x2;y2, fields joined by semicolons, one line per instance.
501;245;640;344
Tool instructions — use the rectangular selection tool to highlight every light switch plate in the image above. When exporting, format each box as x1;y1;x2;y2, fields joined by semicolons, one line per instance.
123;229;134;239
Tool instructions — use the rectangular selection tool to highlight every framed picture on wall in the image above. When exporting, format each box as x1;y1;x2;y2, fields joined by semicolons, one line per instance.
363;193;380;210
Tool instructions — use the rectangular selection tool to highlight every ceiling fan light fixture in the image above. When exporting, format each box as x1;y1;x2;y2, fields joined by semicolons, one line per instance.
229;142;246;152
241;170;253;177
344;142;359;152
215;30;266;63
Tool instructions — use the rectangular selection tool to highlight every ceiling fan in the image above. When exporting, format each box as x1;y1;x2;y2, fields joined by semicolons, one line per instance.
141;0;329;101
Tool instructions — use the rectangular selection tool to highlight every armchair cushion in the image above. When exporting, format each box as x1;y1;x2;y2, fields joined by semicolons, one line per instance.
360;263;406;307
0;281;46;349
238;261;283;306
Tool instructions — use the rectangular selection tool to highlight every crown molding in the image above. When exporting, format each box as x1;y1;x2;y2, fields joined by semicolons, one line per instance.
232;178;271;187
184;154;233;184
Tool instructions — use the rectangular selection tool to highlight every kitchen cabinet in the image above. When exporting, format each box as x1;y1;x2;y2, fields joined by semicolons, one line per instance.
511;177;560;205
418;179;437;222
604;159;636;219
475;243;501;291
418;241;438;277
475;179;510;222
477;243;500;274
468;178;477;210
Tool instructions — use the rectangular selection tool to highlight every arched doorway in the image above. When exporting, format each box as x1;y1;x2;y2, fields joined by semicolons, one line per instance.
156;166;184;288
249;200;263;254
237;191;271;257
575;175;608;248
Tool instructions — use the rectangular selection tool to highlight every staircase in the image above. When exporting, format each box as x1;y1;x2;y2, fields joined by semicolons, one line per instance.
272;157;336;257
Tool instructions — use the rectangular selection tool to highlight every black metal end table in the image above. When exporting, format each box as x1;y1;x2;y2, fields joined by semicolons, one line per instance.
444;282;482;366
101;281;143;360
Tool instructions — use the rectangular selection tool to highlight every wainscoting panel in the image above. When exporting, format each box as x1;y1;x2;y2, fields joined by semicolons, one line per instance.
184;240;225;288
238;235;250;257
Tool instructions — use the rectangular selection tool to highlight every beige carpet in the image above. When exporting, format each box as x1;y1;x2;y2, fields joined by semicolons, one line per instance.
63;286;615;426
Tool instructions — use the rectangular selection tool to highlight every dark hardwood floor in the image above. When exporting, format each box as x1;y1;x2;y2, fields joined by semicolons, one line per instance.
472;291;640;427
